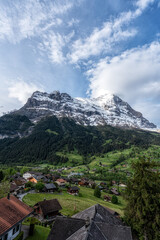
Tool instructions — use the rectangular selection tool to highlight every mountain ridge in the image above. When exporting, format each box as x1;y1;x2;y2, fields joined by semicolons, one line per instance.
14;90;156;130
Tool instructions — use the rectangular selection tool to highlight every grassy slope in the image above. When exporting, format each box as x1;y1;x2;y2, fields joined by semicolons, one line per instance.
23;187;126;216
61;145;160;174
25;225;50;240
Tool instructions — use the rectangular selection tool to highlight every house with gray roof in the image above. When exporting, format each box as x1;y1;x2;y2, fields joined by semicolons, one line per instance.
47;204;133;240
44;183;57;192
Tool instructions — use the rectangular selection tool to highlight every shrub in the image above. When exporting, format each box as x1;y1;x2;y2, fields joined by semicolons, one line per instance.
111;195;118;204
35;182;45;192
94;186;101;198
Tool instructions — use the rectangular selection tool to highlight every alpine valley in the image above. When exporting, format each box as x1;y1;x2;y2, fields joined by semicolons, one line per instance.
0;91;160;165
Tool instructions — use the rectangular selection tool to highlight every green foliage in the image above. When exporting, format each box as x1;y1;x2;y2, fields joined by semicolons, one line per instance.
0;114;32;135
13;231;24;240
25;225;50;240
20;167;29;175
0;115;160;164
124;157;160;240
111;195;118;204
0;181;10;198
94;186;101;198
35;182;45;192
25;182;34;188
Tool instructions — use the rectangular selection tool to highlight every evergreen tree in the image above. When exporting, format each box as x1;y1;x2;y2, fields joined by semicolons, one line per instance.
124;157;160;240
94;186;101;198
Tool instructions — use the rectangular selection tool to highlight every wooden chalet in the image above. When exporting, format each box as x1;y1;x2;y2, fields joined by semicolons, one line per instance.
104;195;112;202
56;178;67;187
34;199;62;220
78;179;89;186
67;186;80;195
44;183;57;192
111;188;120;195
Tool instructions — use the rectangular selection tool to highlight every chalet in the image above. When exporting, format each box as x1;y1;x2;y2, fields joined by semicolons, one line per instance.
78;179;89;187
10;182;19;194
104;195;112;202
88;180;95;188
111;188;120;195
10;177;27;195
67;186;80;195
23;172;45;183
56;178;67;187
70;178;79;185
0;194;33;240
34;199;62;220
23;171;33;180
47;204;132;240
44;183;57;192
52;174;61;181
14;177;27;186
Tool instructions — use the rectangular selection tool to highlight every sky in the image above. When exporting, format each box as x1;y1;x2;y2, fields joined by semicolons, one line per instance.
0;0;160;126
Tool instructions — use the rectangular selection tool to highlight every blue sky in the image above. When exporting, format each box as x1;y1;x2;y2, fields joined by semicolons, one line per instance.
0;0;160;126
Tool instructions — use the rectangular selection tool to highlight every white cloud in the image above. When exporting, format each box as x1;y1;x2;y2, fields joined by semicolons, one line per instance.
68;21;137;63
0;0;75;43
136;0;155;10
41;33;66;64
68;18;80;27
68;0;155;63
8;79;44;104
87;41;160;125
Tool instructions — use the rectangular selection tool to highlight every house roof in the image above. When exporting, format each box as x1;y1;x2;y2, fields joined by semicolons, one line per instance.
87;222;133;240
56;179;67;183
10;183;19;192
72;204;122;225
0;195;33;236
35;199;62;216
45;183;57;190
69;186;80;191
14;177;27;186
48;204;132;240
47;216;86;240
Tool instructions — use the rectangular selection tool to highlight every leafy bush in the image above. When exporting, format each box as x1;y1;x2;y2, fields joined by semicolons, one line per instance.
111;195;118;204
35;182;45;192
94;186;101;198
25;182;34;188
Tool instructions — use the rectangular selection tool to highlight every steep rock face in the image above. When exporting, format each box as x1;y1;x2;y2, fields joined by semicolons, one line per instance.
16;91;156;130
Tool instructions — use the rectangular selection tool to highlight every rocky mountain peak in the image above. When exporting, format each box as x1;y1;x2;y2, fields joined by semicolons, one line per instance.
15;90;156;130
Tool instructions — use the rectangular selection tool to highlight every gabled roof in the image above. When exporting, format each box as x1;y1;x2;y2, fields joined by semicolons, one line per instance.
47;216;86;240
34;199;62;215
0;195;33;236
72;204;121;225
68;186;80;191
48;204;132;240
88;222;133;240
45;183;57;190
56;178;67;183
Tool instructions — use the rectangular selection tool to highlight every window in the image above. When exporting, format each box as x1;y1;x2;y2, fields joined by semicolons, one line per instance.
12;227;15;235
16;224;19;232
4;233;8;240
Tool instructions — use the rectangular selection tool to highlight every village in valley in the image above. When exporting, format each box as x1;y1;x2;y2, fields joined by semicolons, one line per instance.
0;166;130;240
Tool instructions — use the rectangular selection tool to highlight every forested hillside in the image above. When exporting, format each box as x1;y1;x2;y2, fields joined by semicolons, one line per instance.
0;115;160;164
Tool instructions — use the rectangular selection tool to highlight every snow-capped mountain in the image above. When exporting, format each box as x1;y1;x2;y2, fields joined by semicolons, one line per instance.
16;91;156;130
